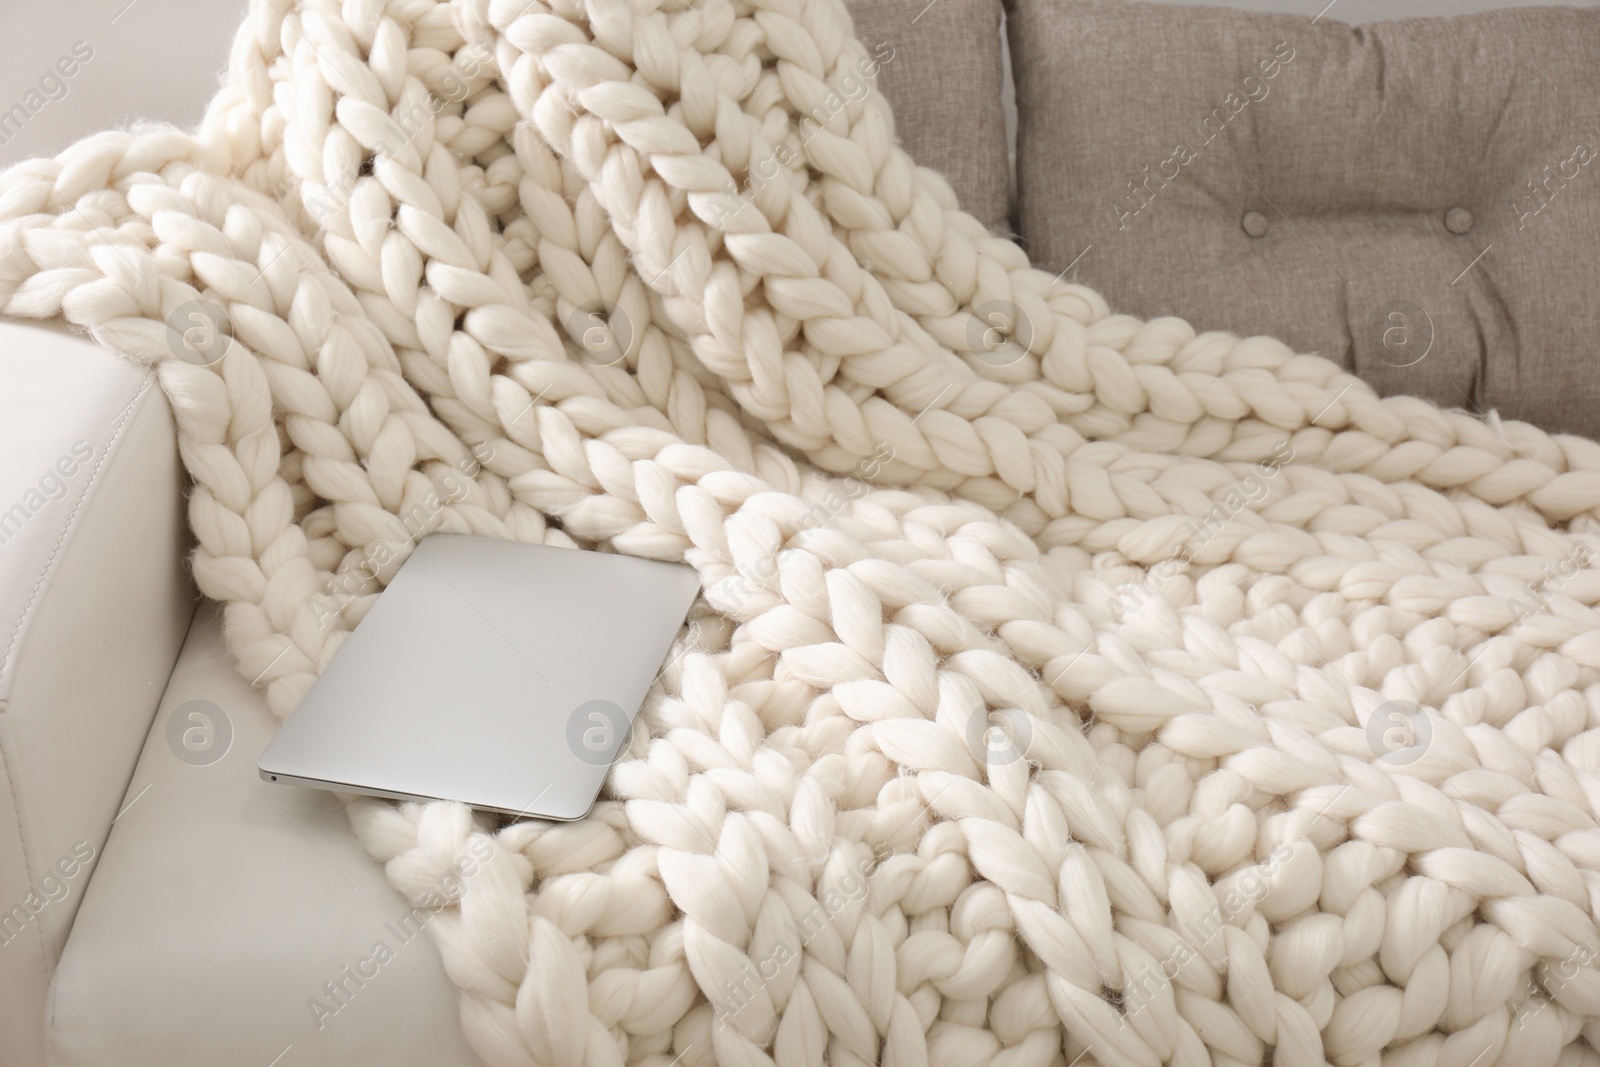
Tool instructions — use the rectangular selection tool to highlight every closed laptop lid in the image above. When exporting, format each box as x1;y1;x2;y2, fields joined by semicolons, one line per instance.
258;533;701;819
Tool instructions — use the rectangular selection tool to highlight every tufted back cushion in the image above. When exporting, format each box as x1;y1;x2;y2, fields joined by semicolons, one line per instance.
1007;0;1600;436
842;0;1012;234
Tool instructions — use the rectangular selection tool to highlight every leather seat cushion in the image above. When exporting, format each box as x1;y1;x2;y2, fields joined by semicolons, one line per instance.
48;604;494;1067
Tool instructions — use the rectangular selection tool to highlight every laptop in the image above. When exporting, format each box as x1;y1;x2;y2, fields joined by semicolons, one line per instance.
258;533;702;820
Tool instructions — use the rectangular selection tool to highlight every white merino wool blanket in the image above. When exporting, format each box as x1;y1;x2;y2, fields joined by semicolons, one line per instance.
9;0;1600;1064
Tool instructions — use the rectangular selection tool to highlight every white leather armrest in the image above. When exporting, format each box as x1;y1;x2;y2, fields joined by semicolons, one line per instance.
0;319;195;1067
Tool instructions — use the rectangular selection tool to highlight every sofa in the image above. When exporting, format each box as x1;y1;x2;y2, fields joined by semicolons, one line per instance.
4;0;1598;1063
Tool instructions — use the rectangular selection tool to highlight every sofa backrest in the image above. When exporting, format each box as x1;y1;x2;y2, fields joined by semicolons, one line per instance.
992;0;1593;163
998;0;1600;437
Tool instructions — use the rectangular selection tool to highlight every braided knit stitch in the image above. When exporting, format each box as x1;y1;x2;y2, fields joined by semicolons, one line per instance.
9;0;1600;1063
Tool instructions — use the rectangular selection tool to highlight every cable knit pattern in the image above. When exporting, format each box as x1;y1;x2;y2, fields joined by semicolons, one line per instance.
7;0;1600;1064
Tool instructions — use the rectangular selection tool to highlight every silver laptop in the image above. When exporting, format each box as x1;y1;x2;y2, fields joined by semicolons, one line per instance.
258;533;701;820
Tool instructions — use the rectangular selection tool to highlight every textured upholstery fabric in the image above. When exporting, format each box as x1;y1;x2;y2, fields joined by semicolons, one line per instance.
1138;0;1599;18
843;0;1011;233
1008;0;1600;436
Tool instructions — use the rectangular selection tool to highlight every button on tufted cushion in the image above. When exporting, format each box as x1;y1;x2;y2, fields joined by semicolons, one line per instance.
1008;0;1600;436
843;0;1011;234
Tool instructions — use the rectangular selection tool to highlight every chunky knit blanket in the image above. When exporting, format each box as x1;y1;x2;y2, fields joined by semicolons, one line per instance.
10;0;1600;1064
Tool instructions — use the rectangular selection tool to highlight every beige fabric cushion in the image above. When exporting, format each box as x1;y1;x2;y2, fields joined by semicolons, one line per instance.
1008;0;1600;436
844;0;1011;233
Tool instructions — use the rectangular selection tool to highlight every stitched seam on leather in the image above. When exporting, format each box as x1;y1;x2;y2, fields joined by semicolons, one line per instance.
0;369;155;687
0;714;48;983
